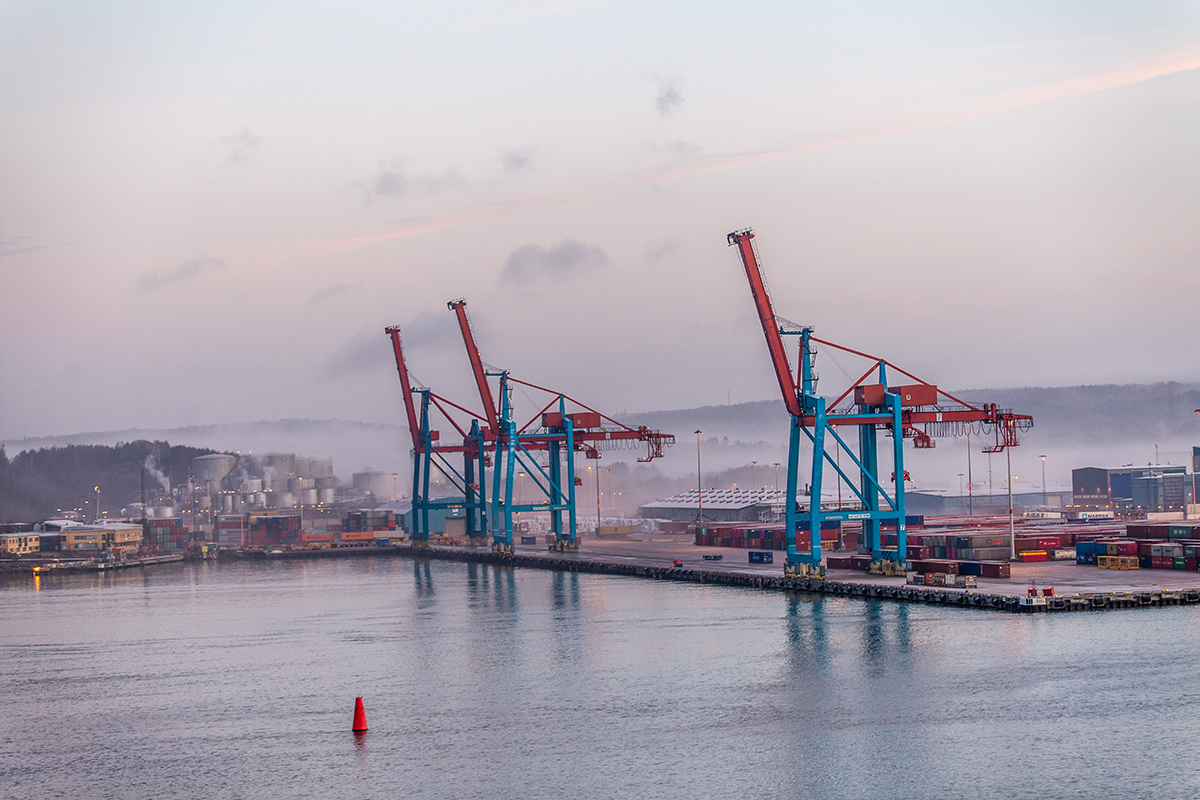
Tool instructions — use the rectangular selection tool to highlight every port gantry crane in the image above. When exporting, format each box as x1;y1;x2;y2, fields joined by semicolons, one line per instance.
728;228;1033;578
447;299;675;553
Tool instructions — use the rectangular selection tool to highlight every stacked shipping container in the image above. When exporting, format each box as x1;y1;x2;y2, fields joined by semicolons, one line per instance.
143;517;189;553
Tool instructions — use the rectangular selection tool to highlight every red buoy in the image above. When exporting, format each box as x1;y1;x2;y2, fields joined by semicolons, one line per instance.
352;696;368;732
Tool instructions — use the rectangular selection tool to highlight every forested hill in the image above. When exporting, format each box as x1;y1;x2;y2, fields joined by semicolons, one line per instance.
0;441;219;523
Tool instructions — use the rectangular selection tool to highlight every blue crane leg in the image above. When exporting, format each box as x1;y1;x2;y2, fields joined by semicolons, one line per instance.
784;414;803;568
890;393;907;566
807;397;827;567
859;422;879;559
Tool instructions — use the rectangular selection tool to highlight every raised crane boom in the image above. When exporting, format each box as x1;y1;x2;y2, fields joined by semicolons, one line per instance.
448;299;500;435
385;326;423;454
728;229;801;418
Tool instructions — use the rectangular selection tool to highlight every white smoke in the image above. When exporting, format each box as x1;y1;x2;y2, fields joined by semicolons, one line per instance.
144;453;171;494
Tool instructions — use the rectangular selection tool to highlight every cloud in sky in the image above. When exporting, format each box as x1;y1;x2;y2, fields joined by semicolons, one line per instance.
138;255;225;291
645;239;679;260
221;128;263;164
654;80;684;116
309;283;356;304
501;239;609;284
0;237;46;258
326;312;459;377
501;147;536;172
364;162;466;200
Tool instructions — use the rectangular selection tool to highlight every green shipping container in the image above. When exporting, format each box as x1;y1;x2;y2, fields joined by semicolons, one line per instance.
1176;557;1186;570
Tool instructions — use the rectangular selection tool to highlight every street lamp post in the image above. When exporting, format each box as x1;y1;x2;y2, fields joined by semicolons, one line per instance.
773;463;780;492
1040;455;1047;508
1189;409;1200;520
695;430;703;527
606;468;612;518
94;486;100;524
958;473;964;513
751;461;757;489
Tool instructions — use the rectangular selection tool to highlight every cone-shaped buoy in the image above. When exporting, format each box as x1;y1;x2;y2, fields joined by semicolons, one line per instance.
352;696;368;732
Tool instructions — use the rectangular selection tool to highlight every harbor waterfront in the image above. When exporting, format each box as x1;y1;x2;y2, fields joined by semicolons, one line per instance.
4;556;1200;799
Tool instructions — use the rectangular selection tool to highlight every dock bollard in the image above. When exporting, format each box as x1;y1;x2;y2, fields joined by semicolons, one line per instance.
352;697;368;732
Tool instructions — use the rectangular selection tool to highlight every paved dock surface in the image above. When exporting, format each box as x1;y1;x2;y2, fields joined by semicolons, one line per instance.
509;538;1200;597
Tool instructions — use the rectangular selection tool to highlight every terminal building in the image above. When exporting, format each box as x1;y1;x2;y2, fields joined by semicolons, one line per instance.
1071;464;1194;516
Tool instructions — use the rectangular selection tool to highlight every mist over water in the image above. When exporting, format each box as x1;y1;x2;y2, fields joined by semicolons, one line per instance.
3;557;1199;799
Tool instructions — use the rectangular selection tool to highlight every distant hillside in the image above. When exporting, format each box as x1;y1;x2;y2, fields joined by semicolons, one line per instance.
630;382;1200;447
0;441;219;523
2;419;409;485
2;382;1195;520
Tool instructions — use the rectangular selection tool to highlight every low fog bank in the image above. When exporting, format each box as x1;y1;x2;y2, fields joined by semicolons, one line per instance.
4;382;1196;513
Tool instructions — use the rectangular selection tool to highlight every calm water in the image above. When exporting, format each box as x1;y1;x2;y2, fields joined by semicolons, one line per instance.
3;556;1200;799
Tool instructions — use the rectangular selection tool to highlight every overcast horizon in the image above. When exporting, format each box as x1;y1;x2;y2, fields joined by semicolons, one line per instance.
3;2;1199;442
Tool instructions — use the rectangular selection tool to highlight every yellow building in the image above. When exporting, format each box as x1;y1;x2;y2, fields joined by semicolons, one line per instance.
62;523;143;555
0;533;40;555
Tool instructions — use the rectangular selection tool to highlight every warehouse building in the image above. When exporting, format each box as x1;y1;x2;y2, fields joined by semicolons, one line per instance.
639;489;789;523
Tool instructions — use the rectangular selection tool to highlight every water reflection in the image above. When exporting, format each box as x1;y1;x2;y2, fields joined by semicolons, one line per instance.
494;566;518;611
413;560;434;599
785;593;831;674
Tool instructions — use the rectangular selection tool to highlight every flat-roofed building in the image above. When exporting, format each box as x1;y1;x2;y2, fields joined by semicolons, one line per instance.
0;533;41;555
62;523;142;555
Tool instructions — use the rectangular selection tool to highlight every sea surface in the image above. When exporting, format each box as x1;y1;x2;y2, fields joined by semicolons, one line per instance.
3;556;1200;800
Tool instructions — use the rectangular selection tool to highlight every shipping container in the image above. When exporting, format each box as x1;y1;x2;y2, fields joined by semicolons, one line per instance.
979;561;1011;579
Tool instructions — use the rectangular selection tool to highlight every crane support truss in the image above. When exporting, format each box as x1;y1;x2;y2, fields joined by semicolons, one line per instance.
728;228;1032;578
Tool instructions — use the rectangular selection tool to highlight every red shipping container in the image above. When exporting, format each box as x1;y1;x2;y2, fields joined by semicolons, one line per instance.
1117;541;1137;556
980;561;1011;579
1019;551;1048;562
1187;559;1198;571
1037;537;1061;549
1014;538;1039;553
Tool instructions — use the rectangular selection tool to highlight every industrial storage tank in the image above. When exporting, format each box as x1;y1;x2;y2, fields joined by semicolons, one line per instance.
295;456;335;479
192;454;238;487
302;489;318;506
288;477;315;494
261;453;296;480
315;476;338;490
241;478;263;494
318;488;335;504
353;470;396;500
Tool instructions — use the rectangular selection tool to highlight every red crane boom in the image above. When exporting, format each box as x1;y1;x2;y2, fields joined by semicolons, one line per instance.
448;299;500;435
385;326;424;454
728;229;801;418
